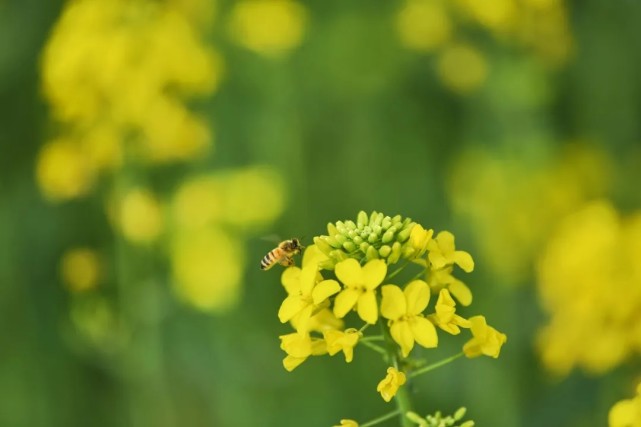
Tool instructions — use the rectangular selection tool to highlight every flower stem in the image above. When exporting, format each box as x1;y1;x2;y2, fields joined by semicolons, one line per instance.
387;260;411;280
360;335;384;342
359;340;387;356
408;352;464;379
380;323;413;427
360;409;401;427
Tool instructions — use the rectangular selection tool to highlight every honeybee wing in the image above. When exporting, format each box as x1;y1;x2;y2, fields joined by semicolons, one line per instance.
260;234;283;244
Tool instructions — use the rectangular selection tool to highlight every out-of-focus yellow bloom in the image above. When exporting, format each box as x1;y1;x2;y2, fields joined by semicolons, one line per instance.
333;259;387;324
115;188;164;244
463;315;507;358
68;296;125;353
60;248;101;292
437;43;488;94
171;228;244;312
376;367;407;402
537;201;641;375
171;175;224;230
334;420;359;427
279;331;327;371
228;0;307;57
36;138;95;201
428;231;474;272
448;143;612;285
278;264;340;333
380;281;438;357
431;289;470;334
396;0;451;52
323;328;361;363
457;0;516;33
609;383;641;427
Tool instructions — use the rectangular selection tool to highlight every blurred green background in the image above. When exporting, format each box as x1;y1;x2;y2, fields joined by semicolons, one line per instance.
2;0;641;426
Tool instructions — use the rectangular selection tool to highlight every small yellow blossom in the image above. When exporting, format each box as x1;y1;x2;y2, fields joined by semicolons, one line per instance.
380;281;438;357
426;265;473;306
428;231;474;272
437;43;488;94
296;306;344;333
407;224;434;259
114;188;164;244
279;265;340;333
396;0;452;52
228;0;307;57
60;248;101;292
279;331;327;371
333;259;387;324
609;383;641;427
431;289;470;334
36;138;95;201
334;420;359;427
301;244;332;270
323;328;362;363
463;315;507;358
377;367;407;402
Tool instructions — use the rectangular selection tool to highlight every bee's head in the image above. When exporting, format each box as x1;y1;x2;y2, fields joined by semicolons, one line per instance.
291;238;304;251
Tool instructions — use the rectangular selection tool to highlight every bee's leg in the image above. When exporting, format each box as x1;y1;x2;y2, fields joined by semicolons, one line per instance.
279;256;295;267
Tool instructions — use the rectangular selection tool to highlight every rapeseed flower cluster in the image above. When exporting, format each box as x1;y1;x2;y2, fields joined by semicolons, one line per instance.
395;0;572;92
272;212;506;425
537;201;641;376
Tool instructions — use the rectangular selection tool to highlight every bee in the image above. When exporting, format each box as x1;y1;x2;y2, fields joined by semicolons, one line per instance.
260;238;304;270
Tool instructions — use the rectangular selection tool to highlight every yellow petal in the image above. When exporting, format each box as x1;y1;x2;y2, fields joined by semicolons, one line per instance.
357;291;379;324
449;280;473;306
283;355;307;371
299;264;318;296
335;258;363;287
312;279;341;305
428;251;448;270
333;288;359;318
409;316;438;348
380;285;406;320
437;231;456;253
291;305;314;333
281;266;301;295
404;280;430;315
302;244;329;268
278;295;306;323
362;259;387;290
279;332;311;357
390;321;414;357
453;250;474;273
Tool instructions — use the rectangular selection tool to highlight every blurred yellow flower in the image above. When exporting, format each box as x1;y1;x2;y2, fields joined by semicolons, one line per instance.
396;0;452;52
228;0;307;57
437;43;488;94
537;201;641;375
333;259;387;324
171;228;244;313
463;315;507;358
376;367;407;402
334;420;359;427
323;328;361;363
609;383;641;427
115;188;164;244
380;281;438;357
36;138;95;201
457;0;515;33
60;248;101;292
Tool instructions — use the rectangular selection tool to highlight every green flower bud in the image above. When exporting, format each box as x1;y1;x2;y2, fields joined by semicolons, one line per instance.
396;225;413;242
387;241;403;264
325;236;342;249
327;222;338;236
359;242;370;252
345;220;357;230
352;235;363;245
382;230;395;243
313;236;333;254
366;245;379;260
368;233;378;243
343;241;356;253
357;210;369;227
454;408;467;421
334;234;347;246
381;217;392;230
379;245;391;257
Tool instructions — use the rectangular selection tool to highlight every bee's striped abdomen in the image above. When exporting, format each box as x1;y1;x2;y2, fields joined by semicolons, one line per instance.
260;249;280;270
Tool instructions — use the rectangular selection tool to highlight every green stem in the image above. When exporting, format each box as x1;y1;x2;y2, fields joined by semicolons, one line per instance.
409;267;428;282
408;352;464;379
360;335;384;342
359;340;387;356
387;260;411;280
380;323;413;427
360;409;401;427
358;323;370;333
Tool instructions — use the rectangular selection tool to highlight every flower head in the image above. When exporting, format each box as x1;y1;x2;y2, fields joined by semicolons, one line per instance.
333;259;387;324
376;367;407;402
380;281;438;357
432;289;470;335
406;223;434;259
463;316;507;358
279;264;340;333
323;328;362;363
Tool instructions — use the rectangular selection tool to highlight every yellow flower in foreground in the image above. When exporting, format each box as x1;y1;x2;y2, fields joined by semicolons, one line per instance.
463;316;507;358
334;419;359;427
279;265;340;333
426;265;473;306
333;259;387;324
324;328;362;363
60;248;101;292
432;289;470;335
407;224;434;258
609;383;641;427
380;281;438;357
279;332;327;371
428;231;474;272
377;367;407;402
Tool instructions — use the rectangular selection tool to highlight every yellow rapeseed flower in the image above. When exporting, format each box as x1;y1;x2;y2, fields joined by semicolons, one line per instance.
609;383;641;427
407;224;434;259
333;259;387;324
431;289;470;334
396;0;452;52
279;331;327;371
437;43;488;94
228;0;307;57
428;231;474;272
380;281;438;357
114;188;164;244
60;248;101;292
36;138;95;201
279;264;340;333
323;328;362;363
463;315;507;358
334;419;359;427
376;367;407;402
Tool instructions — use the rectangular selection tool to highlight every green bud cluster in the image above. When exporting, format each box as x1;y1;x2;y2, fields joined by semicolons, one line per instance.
313;211;416;265
407;407;474;427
